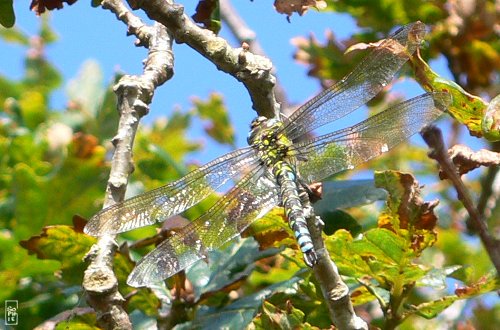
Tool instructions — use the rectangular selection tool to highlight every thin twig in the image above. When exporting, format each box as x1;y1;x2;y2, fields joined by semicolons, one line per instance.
83;1;174;329
476;154;500;220
127;0;280;118
34;307;95;330
421;125;500;274
301;188;369;329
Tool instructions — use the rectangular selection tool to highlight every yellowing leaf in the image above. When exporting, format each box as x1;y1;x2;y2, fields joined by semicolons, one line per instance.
326;171;437;292
374;170;438;255
252;300;313;329
245;208;298;255
19;219;96;284
18;90;47;129
410;49;499;141
414;272;500;319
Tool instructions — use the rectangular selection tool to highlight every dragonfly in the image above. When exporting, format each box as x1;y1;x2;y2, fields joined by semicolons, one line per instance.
84;21;450;287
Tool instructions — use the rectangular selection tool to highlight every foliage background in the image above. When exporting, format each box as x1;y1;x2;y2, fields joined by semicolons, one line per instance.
0;0;498;329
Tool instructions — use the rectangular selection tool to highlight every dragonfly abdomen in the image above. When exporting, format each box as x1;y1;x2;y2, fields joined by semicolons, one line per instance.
273;160;318;267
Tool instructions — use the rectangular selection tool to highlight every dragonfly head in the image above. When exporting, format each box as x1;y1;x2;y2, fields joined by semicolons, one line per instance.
247;116;268;145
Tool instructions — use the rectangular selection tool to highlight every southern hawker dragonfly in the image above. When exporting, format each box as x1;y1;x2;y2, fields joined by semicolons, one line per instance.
85;21;450;287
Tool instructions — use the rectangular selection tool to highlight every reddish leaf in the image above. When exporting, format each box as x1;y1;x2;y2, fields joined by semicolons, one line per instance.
192;0;220;33
30;0;78;15
71;132;100;159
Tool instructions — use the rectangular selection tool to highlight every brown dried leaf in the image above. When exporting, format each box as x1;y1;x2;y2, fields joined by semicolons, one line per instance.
274;0;326;17
447;144;500;176
30;0;78;15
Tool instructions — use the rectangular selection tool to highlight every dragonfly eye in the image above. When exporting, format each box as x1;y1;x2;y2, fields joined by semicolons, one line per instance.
250;116;267;129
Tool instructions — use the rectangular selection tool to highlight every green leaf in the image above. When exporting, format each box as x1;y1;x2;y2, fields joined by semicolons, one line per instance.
192;93;235;146
433;228;494;283
40;15;58;44
0;231;59;302
18;90;48;129
252;300;315;329
321;209;362;236
134;111;201;186
413;272;500;319
326;228;425;288
24;47;63;92
19;219;96;284
324;1;445;30
188;238;277;301
92;73;120;140
0;0;15;28
11;163;50;236
0;26;29;44
313;179;388;213
350;285;390;306
412;296;457;319
54;313;98;329
176;276;303;329
113;250;161;317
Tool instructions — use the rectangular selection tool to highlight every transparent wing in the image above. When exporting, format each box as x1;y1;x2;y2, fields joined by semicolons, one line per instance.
285;21;426;140
295;92;450;183
127;169;280;287
84;147;260;236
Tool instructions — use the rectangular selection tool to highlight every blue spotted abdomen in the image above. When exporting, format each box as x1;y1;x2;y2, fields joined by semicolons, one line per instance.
272;161;317;267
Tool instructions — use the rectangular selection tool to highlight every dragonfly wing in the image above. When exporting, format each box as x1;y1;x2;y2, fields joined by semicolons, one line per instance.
295;92;450;183
285;21;426;140
85;147;259;236
127;169;280;287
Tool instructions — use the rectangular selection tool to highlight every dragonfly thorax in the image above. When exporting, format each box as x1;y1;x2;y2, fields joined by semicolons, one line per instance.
247;116;293;167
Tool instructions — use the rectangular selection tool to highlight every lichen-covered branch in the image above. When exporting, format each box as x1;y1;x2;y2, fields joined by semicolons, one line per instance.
83;2;174;328
128;0;279;118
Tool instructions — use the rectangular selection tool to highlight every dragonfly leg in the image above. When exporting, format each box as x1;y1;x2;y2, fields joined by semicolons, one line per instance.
304;249;319;267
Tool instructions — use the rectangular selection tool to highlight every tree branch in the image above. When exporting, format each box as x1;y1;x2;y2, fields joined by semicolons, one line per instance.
128;0;280;118
302;189;368;329
83;2;174;328
421;125;500;275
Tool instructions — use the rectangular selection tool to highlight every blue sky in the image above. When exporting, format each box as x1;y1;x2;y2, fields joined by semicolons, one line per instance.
2;1;467;164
